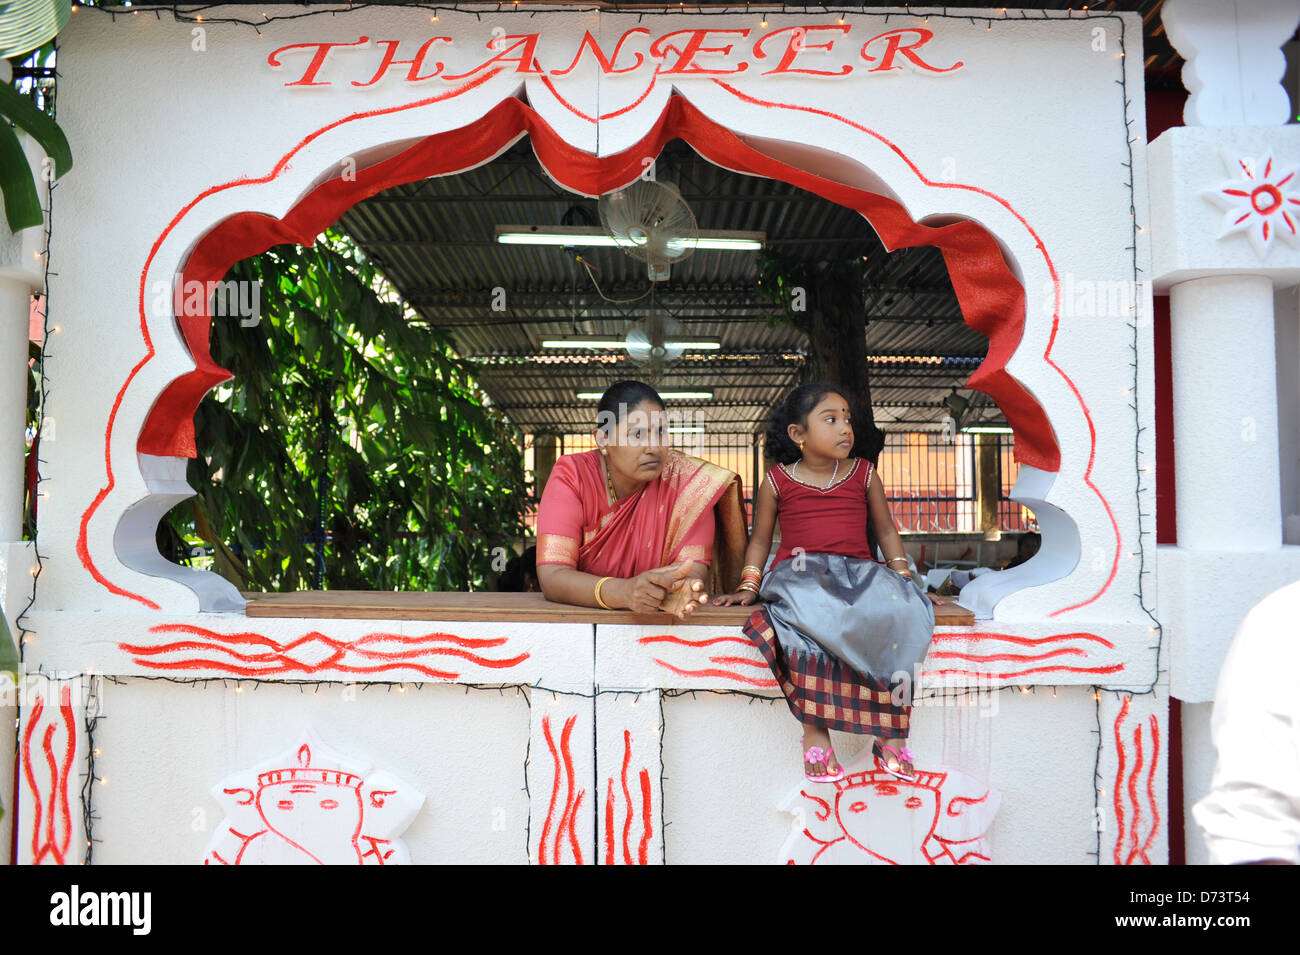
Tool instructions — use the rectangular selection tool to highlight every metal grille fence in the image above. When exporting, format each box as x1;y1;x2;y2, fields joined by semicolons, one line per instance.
524;430;1036;535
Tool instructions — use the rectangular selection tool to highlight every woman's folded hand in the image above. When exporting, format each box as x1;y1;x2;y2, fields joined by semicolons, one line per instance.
621;559;705;616
659;575;708;620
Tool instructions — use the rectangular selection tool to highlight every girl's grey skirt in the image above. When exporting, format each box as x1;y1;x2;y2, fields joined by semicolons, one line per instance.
742;553;935;735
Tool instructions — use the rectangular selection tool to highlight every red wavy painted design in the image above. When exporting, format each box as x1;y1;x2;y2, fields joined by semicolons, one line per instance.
927;648;1085;663
638;768;653;866
621;730;634;866
638;634;754;649
604;779;615;866
536;708;590;865
1136;715;1161;865
651;658;779;688
930;631;1116;650
1116;707;1162;866
1128;723;1144;864
929;663;1123;680
1112;695;1130;866
539;715;560;866
21;686;77;865
118;624;528;678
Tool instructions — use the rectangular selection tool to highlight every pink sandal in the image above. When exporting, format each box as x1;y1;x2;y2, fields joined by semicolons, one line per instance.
873;741;919;782
803;744;844;784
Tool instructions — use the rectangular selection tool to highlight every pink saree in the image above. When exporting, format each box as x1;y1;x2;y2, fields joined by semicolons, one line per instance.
536;449;746;594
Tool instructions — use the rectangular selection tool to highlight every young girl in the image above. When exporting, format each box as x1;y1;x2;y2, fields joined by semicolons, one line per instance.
715;383;936;783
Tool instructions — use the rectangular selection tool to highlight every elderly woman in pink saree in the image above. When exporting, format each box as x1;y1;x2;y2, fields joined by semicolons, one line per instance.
536;381;746;618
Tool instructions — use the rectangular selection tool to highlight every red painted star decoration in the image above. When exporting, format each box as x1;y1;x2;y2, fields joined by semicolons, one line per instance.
1203;151;1300;258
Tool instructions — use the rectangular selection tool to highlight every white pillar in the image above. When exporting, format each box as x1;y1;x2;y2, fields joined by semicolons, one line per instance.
1168;275;1282;550
0;276;32;542
0;126;48;546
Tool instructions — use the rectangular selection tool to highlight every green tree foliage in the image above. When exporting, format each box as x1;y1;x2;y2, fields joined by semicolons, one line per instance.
160;230;528;592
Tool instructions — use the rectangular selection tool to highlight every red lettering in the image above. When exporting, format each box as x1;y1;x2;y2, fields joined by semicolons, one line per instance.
267;37;371;87
549;28;649;76
753;25;851;76
352;37;452;87
650;28;750;75
443;34;544;80
860;28;962;73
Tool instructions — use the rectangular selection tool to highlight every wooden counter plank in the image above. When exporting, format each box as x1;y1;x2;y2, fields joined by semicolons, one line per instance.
241;590;975;627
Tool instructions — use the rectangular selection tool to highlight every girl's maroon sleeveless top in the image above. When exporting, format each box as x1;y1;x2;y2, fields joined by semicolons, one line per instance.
768;457;877;569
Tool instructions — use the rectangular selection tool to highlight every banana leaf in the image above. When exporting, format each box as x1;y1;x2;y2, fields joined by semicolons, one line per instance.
0;603;17;677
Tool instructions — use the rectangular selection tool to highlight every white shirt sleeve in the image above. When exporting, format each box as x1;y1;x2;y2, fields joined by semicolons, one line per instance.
1191;580;1300;865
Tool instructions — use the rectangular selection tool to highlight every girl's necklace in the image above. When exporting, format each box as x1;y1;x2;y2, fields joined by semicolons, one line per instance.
792;458;839;489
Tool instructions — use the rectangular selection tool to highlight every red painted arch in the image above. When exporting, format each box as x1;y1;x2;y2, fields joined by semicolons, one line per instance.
135;91;1060;471
82;87;1070;609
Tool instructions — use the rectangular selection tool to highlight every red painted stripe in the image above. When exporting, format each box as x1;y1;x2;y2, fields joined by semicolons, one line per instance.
568;790;586;866
930;631;1115;649
1140;714;1162;863
555;715;578;865
638;768;653;865
652;658;779;687
928;663;1124;680
604;779;615;865
637;634;753;648
56;687;76;859
1112;696;1130;866
927;648;1085;663
538;715;559;866
706;655;771;669
1127;723;1144;865
125;657;461;680
621;731;633;866
21;698;44;864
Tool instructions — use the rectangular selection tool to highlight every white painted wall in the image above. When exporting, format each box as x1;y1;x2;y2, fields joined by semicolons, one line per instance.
13;5;1178;864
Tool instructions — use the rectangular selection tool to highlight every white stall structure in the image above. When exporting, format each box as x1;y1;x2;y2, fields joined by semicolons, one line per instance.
0;0;1296;865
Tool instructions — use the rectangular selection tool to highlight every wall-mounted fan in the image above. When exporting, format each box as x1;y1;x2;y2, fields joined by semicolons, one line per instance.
598;180;698;281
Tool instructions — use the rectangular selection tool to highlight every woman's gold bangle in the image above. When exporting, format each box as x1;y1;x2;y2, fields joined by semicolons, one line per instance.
738;582;760;594
887;557;909;567
741;564;764;577
594;576;614;610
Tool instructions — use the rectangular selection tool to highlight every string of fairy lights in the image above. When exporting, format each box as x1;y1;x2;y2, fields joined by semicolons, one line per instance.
13;0;1166;865
69;0;1132;33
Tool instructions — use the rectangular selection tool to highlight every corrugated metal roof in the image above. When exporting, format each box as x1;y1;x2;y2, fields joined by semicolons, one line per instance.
333;0;1184;435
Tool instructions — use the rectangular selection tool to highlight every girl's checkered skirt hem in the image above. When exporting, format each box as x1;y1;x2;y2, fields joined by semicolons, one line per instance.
742;605;910;737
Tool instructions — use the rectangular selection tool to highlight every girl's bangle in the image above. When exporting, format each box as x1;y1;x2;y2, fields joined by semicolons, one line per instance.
594;576;614;610
738;581;760;594
741;564;764;577
887;557;909;567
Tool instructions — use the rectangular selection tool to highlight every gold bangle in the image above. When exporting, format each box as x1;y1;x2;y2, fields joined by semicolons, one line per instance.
887;557;909;566
738;582;760;594
594;576;614;610
741;564;764;577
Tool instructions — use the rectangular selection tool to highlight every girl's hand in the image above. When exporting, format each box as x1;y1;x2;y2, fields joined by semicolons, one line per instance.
712;590;758;607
